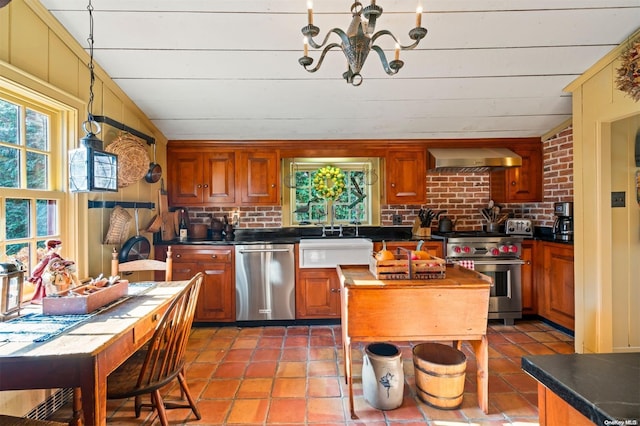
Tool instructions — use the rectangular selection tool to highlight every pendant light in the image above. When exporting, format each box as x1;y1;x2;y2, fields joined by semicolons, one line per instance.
69;0;118;192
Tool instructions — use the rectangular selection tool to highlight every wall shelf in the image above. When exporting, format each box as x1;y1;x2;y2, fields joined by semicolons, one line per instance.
88;201;155;209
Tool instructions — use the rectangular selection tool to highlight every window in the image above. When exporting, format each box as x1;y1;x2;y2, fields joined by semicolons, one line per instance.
0;90;65;276
283;158;381;227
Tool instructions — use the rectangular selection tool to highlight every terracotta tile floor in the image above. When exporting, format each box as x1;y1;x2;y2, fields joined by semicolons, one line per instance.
49;319;574;425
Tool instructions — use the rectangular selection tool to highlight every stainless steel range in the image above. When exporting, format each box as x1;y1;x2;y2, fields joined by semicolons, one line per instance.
434;230;525;325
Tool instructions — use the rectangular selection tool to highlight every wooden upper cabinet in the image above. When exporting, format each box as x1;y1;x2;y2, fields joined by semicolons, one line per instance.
168;149;236;206
385;149;426;204
167;146;279;207
206;151;236;204
168;151;202;205
238;150;280;205
490;145;542;203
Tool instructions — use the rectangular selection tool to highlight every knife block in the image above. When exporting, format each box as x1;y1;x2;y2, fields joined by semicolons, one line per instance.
412;218;431;237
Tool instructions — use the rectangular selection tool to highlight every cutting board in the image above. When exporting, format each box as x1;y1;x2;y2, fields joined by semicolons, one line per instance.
159;179;176;241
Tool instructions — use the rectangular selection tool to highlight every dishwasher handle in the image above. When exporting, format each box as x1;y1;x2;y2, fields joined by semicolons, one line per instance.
238;248;292;254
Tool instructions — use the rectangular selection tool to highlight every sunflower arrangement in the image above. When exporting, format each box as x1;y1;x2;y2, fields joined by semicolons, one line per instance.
313;166;345;200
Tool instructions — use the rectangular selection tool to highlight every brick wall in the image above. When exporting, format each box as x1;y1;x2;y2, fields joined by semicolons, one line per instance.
187;128;573;229
383;126;574;229
187;206;283;228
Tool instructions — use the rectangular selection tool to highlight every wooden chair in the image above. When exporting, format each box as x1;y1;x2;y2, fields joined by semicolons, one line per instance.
106;272;204;425
111;246;173;281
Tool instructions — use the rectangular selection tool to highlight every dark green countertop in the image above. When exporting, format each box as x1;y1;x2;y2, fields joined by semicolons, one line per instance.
522;352;640;424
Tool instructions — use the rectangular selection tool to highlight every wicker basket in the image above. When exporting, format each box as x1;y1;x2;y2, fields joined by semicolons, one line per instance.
105;133;149;188
104;205;132;244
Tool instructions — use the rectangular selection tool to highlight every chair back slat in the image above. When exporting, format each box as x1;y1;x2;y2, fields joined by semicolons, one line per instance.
136;273;203;389
112;246;173;281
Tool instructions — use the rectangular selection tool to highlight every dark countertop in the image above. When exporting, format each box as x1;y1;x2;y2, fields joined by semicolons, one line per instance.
531;226;574;245
522;352;640;424
154;225;574;246
154;226;437;246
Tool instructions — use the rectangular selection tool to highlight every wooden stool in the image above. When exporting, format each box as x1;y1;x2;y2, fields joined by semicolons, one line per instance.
0;415;68;426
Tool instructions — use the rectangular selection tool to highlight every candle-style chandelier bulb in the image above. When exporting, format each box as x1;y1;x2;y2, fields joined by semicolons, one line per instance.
299;1;427;86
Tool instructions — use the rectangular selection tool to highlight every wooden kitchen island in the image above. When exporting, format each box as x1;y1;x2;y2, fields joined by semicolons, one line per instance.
336;264;492;419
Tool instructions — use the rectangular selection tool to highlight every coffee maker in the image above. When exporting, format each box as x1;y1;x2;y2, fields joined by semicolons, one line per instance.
553;202;573;241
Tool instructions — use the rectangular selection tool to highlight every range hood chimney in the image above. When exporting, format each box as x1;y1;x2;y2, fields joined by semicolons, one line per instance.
427;148;522;172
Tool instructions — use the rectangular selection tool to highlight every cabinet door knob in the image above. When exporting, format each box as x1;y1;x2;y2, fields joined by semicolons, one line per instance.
197;184;202;188
211;254;217;258
390;183;395;188
330;288;341;293
511;181;516;186
176;254;181;258
203;184;209;188
271;184;276;188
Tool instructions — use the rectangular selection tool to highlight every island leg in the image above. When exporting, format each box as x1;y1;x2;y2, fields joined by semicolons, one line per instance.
343;338;358;419
470;336;489;414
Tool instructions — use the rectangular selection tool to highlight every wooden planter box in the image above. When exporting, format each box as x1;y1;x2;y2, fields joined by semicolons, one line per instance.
42;280;129;315
369;253;446;280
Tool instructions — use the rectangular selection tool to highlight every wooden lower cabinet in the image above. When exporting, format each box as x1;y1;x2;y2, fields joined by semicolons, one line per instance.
156;245;235;322
372;240;444;258
537;383;593;426
520;240;536;315
539;242;575;330
296;267;341;319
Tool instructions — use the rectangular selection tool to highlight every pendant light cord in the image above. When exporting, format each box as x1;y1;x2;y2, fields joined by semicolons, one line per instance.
86;0;95;122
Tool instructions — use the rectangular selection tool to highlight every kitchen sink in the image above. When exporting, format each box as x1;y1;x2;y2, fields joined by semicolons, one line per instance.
298;238;373;268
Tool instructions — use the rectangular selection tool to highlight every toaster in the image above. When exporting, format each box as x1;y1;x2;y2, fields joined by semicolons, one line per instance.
505;218;534;237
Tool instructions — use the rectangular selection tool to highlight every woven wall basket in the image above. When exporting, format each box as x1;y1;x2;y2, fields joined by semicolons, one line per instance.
105;134;150;188
104;205;132;245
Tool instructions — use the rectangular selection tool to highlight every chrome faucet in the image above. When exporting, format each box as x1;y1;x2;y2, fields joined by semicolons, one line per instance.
330;204;336;232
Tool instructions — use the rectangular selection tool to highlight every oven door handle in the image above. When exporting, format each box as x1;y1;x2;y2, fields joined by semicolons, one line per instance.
462;259;525;266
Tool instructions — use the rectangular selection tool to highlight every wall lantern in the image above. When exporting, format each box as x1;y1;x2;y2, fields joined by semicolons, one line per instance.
0;263;24;319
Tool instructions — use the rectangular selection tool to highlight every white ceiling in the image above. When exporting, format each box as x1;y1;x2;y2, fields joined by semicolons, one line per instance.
39;0;640;141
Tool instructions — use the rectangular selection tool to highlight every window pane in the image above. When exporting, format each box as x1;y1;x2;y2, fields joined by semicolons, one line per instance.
26;151;48;189
5;198;30;239
93;151;118;190
0;145;20;188
25;108;48;150
290;162;375;226
0;98;20;145
36;199;57;237
5;242;30;271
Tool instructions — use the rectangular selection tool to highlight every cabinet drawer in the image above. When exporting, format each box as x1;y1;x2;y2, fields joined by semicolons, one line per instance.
172;247;233;263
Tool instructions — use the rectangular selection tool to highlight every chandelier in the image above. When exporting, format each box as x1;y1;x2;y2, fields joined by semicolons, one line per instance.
299;1;427;86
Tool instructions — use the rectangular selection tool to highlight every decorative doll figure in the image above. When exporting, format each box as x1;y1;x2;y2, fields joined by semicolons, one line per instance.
28;239;72;303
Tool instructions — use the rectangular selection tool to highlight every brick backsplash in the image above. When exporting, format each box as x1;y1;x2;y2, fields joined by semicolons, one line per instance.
186;128;573;230
383;127;574;229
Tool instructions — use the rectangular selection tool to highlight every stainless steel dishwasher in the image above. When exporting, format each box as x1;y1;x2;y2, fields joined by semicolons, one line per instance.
235;244;295;321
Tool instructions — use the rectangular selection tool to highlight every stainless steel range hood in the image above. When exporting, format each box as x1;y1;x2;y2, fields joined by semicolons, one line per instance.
427;148;522;172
